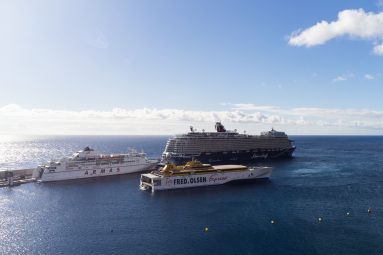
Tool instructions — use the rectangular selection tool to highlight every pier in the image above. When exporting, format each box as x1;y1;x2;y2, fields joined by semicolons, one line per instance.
0;168;36;187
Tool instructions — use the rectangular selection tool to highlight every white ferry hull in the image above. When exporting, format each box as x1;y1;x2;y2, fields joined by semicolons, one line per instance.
39;163;156;182
140;167;272;192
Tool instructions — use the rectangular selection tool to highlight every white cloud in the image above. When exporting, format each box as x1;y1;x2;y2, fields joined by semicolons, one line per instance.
288;9;383;55
331;72;355;82
373;42;383;54
1;104;383;135
0;104;284;135
333;76;347;82
230;104;280;112
364;73;375;79
88;29;109;49
230;103;383;131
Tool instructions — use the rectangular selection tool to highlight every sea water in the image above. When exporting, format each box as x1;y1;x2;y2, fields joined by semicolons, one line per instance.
1;136;383;254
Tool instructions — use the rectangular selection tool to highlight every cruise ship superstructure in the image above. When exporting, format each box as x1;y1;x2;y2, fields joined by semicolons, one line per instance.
161;122;295;165
35;147;158;182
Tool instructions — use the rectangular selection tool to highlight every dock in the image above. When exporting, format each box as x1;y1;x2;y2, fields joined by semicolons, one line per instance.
0;168;36;187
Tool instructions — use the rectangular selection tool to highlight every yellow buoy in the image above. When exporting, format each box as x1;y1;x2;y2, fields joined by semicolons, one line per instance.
204;227;209;232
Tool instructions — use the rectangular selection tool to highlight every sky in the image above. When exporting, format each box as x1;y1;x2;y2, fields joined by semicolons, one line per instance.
1;0;383;135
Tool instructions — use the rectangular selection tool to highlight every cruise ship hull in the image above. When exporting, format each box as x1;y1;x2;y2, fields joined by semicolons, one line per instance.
162;147;295;165
38;164;156;182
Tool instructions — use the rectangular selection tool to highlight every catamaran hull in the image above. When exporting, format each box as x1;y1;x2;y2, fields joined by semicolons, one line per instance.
140;167;272;192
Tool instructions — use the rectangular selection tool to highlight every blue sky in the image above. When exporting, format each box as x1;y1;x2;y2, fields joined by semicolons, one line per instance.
1;0;383;135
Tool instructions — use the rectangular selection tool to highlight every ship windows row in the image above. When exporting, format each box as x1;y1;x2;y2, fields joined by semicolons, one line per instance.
84;168;121;175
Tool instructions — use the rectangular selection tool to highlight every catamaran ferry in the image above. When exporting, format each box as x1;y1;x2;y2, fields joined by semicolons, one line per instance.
140;160;272;192
34;147;158;182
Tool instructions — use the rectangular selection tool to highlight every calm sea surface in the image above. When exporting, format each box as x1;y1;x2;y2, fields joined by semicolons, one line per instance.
1;136;383;255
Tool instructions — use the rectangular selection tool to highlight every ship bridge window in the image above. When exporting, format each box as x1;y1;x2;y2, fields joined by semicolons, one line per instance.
141;176;152;184
153;179;161;186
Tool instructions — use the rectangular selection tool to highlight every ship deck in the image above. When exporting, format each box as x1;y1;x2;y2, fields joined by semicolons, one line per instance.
211;165;247;170
146;164;248;178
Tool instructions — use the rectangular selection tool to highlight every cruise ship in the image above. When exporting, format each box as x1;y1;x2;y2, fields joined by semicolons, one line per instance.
34;147;158;182
140;160;272;192
161;122;295;165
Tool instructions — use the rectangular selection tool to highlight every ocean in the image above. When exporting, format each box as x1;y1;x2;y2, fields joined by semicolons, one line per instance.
1;135;383;254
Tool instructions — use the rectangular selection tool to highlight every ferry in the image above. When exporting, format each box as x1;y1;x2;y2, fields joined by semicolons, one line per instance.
34;147;158;182
161;122;295;165
140;160;272;192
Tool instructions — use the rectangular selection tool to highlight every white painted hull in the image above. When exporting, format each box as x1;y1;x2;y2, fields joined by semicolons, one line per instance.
39;163;156;182
140;167;272;192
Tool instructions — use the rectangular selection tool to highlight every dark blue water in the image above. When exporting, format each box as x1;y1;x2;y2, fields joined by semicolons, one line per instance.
1;136;383;254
